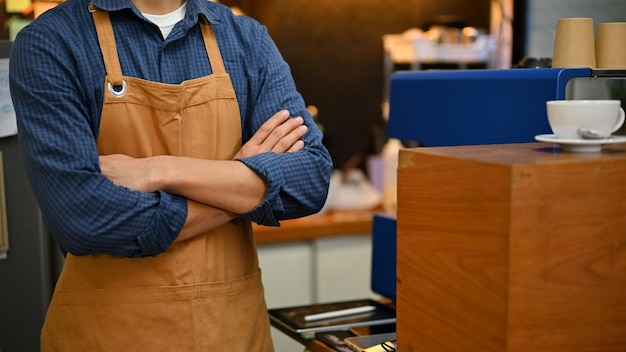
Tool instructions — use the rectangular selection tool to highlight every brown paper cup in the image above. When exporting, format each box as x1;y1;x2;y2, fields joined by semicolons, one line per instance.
595;22;626;68
552;18;596;68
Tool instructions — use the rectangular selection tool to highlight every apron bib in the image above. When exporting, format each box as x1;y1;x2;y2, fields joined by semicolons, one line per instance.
40;8;273;352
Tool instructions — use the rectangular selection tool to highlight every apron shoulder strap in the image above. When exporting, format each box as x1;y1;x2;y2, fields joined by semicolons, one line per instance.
90;5;227;81
90;3;124;87
200;18;227;75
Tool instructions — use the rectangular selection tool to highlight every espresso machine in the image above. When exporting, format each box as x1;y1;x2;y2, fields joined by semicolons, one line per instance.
566;69;626;135
370;67;626;301
387;67;626;146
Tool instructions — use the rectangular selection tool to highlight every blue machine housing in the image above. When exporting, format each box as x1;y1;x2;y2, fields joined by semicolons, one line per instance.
370;68;591;301
371;213;397;301
387;68;590;146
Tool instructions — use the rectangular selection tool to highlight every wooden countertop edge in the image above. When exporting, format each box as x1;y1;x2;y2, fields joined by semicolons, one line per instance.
253;208;383;245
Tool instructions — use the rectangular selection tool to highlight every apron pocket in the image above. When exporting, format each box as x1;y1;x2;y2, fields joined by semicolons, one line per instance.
46;270;273;352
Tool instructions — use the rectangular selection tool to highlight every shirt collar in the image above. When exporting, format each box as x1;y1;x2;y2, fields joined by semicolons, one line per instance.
90;0;224;25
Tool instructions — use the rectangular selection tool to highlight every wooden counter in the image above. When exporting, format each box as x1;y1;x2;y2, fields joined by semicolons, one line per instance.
253;209;380;244
397;142;626;351
255;208;388;351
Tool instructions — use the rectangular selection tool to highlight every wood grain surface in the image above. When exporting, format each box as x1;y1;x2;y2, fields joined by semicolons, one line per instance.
397;143;626;351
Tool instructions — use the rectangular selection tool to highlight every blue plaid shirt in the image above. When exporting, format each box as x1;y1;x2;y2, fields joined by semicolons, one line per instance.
9;0;332;257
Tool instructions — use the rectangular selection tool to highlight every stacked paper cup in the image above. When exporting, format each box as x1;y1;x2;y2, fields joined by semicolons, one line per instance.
552;18;596;68
595;22;626;68
552;18;626;69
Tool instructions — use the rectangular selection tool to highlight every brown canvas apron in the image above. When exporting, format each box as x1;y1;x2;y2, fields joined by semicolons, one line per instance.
40;8;274;352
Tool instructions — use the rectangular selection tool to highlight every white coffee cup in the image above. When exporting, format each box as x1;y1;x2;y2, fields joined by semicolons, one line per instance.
546;100;625;139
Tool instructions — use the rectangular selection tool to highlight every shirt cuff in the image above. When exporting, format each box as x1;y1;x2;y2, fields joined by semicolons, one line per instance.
236;153;284;226
136;192;188;257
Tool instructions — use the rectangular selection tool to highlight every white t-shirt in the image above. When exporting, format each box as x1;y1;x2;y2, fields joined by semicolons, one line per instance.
142;2;187;39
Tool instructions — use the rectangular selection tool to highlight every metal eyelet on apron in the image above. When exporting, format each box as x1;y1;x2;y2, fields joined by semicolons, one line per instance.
107;80;127;97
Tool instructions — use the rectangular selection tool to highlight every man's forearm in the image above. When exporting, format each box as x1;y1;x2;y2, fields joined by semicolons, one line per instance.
152;156;267;214
174;200;237;243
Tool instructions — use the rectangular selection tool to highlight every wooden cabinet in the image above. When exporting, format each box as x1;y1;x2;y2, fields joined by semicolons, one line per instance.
258;242;314;352
259;236;377;352
254;210;380;352
397;143;626;351
259;235;377;352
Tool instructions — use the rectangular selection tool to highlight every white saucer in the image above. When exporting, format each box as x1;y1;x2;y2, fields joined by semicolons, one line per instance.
535;134;626;153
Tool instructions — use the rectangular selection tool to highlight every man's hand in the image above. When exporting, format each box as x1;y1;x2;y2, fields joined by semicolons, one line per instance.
235;110;307;159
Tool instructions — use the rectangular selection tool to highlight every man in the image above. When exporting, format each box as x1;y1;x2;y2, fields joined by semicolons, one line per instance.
9;0;332;350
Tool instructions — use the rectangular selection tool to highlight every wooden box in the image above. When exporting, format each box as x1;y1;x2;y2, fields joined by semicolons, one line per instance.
397;143;626;351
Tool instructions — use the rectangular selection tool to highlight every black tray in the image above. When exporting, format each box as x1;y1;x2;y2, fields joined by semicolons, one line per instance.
268;299;396;334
